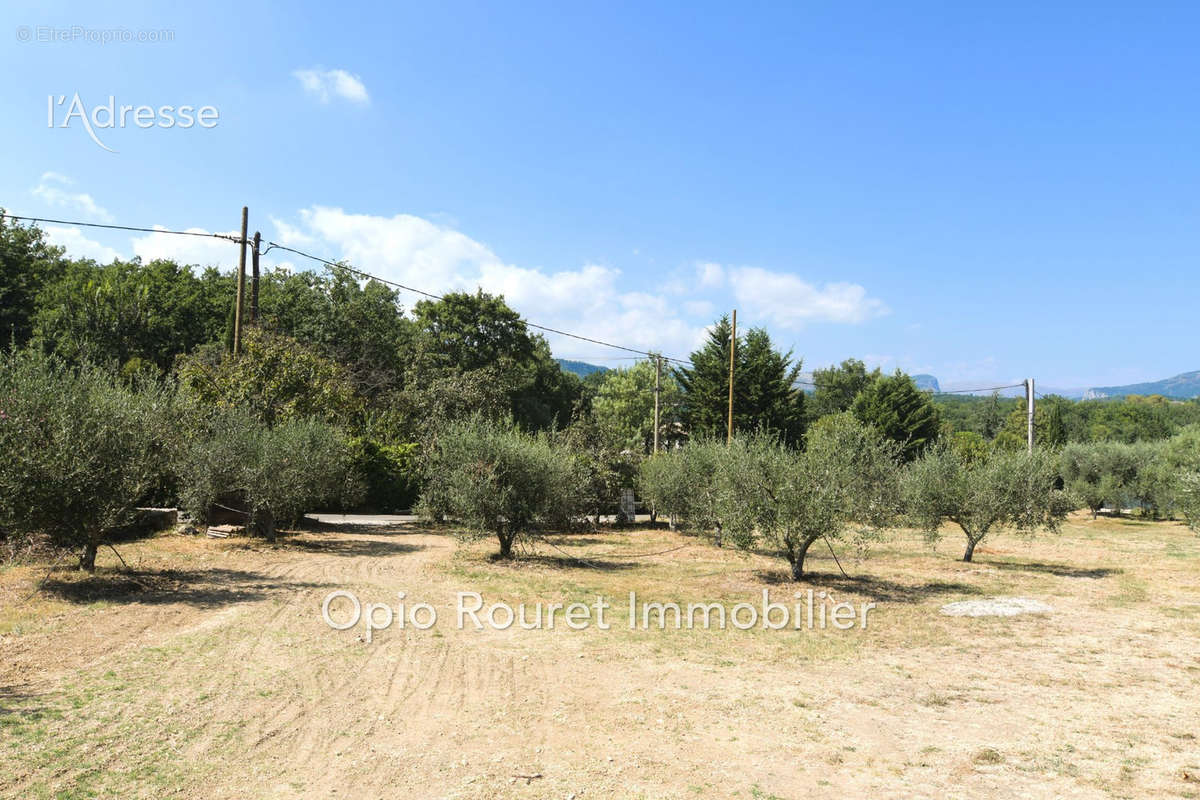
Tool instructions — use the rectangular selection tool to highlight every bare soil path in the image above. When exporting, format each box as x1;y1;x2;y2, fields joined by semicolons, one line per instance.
2;516;1199;799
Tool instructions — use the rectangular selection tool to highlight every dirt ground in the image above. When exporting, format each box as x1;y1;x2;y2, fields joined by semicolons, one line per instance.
2;514;1199;799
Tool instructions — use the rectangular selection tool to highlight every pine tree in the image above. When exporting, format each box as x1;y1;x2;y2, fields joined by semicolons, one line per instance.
981;392;1003;439
851;370;941;461
673;316;806;444
674;317;733;438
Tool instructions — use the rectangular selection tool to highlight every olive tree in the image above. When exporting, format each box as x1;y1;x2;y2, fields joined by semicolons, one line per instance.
637;438;730;541
638;450;693;530
1179;473;1200;533
176;410;361;541
720;416;902;580
557;416;640;527
1129;440;1173;519
417;418;581;558
905;443;1070;562
0;351;170;570
246;420;362;540
1058;441;1142;518
1142;425;1200;521
175;407;261;524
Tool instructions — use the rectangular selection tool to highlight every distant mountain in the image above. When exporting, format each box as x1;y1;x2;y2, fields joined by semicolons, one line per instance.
912;374;940;392
555;359;608;378
1083;371;1200;400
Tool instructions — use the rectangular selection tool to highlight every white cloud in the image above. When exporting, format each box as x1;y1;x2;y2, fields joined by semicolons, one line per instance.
696;261;725;289
130;226;242;269
276;208;890;361
729;266;888;328
293;68;370;105
32;172;113;222
281;206;709;360
269;215;318;246
42;225;120;263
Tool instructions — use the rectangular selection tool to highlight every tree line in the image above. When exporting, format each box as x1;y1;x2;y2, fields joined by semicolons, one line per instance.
2;215;1198;572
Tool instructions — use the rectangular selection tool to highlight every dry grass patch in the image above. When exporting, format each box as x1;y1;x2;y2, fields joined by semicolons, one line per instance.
1;514;1198;799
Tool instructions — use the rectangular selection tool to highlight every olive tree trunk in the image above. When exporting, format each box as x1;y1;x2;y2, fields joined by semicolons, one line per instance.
788;536;816;581
497;527;515;559
957;522;988;562
962;536;979;562
79;538;99;572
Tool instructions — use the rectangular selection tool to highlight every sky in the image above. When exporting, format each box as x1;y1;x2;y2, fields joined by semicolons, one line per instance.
2;1;1198;390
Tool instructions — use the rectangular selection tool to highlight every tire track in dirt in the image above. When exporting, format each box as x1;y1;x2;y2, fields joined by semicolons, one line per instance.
178;530;471;794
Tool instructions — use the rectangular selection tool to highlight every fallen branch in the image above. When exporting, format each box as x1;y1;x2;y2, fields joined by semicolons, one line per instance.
21;550;69;602
106;543;130;570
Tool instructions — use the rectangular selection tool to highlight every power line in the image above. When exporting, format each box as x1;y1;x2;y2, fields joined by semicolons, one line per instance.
2;212;1031;393
928;382;1026;396
0;213;243;243
793;379;1024;395
264;240;694;364
0;212;692;365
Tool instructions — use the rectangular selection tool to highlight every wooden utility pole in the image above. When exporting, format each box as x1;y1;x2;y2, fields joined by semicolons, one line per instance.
727;309;737;445
1026;377;1036;453
250;231;261;325
232;206;248;354
653;354;661;455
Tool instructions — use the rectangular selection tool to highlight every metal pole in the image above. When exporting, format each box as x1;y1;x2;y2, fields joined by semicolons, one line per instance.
727;310;736;445
250;231;261;325
233;206;248;354
653;355;661;455
1026;378;1035;453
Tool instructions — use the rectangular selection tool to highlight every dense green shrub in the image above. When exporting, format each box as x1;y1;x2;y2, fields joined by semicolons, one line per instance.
176;329;362;427
347;437;421;512
417;417;582;558
0;350;171;570
948;430;991;466
905;444;1070;561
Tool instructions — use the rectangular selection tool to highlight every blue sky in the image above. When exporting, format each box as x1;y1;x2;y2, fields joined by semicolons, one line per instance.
3;1;1198;389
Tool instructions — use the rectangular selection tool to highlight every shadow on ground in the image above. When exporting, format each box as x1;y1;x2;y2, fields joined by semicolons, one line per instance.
485;552;640;572
284;537;427;558
295;519;425;535
0;684;58;718
752;569;983;603
988;560;1121;579
40;567;332;607
539;536;617;548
